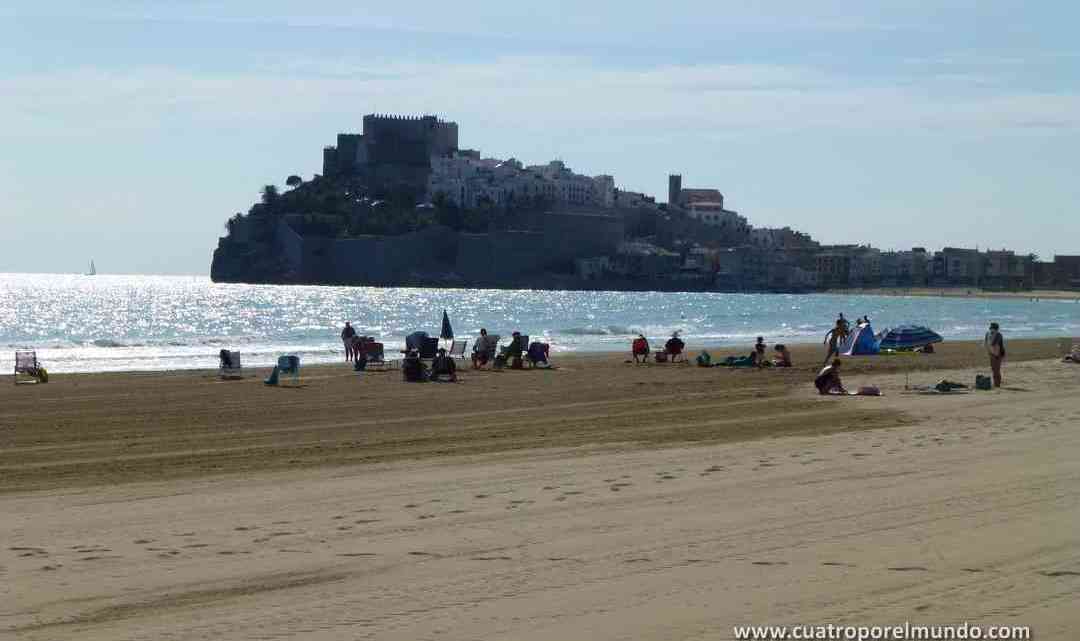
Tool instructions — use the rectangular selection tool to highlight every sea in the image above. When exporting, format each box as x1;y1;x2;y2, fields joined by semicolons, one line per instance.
3;273;1079;374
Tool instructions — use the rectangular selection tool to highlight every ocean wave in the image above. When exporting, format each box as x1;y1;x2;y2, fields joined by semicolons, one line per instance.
558;326;639;336
91;339;128;348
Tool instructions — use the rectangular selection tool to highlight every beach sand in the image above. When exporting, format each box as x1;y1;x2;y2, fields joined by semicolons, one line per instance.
2;338;1079;639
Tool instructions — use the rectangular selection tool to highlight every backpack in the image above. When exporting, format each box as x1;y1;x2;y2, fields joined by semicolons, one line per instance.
975;374;992;390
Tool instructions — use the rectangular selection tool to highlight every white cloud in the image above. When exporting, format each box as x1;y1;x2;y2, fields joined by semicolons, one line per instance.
4;56;1078;144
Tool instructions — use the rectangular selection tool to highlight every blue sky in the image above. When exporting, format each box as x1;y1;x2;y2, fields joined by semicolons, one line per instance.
3;1;1078;274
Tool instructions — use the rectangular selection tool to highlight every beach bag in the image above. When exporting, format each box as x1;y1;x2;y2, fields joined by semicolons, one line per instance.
975;374;992;391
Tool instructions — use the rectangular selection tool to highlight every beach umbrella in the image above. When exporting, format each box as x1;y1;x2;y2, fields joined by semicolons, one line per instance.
440;309;454;340
878;325;943;351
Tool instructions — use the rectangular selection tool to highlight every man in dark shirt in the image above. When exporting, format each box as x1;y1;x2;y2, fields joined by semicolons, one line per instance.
341;322;356;361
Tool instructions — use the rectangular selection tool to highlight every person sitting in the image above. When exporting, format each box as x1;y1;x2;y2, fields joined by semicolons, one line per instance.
430;347;458;382
472;328;498;369
495;331;526;369
696;350;713;367
402;349;428;382
1064;344;1080;363
772;344;792;367
814;359;846;395
632;334;650;364
351;335;370;369
664;332;686;362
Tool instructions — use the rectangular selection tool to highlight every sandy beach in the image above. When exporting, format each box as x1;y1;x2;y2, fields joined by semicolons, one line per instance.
3;338;1079;639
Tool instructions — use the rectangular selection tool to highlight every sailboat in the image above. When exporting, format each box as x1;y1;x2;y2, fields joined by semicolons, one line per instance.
86;260;96;276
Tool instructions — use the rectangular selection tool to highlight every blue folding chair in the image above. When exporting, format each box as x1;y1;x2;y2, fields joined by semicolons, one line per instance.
264;354;300;386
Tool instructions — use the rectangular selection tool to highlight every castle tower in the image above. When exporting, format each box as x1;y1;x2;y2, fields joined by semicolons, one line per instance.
668;174;682;206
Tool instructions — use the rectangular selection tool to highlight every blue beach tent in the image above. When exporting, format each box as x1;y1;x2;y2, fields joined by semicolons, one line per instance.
840;323;880;356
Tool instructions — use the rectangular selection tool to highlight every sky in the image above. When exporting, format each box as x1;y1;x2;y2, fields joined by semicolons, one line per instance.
3;1;1079;275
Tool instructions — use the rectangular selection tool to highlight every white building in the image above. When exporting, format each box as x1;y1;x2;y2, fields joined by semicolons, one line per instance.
686;201;748;233
429;154;616;210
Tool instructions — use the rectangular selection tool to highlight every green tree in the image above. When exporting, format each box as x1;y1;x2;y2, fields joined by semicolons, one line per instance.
286;175;303;189
261;184;280;206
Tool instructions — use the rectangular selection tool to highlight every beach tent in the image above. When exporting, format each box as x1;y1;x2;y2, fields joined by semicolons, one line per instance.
878;325;943;351
840;323;880;356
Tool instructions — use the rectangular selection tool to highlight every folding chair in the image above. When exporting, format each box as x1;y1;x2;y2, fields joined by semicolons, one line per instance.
218;350;243;379
265;355;300;386
447;339;468;361
525;342;550;368
419;337;439;361
14;350;44;384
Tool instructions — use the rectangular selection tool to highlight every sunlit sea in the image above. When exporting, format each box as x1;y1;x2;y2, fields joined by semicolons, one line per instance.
3;273;1079;373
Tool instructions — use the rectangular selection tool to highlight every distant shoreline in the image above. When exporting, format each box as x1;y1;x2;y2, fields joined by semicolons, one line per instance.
825;287;1080;301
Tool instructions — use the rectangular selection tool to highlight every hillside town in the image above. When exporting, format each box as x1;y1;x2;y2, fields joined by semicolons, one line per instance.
213;113;1079;291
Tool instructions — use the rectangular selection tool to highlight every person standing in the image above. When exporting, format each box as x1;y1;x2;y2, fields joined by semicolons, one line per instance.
985;321;1006;387
822;321;843;367
341;321;356;361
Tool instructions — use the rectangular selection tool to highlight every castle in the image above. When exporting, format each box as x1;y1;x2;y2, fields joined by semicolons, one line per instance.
322;114;459;194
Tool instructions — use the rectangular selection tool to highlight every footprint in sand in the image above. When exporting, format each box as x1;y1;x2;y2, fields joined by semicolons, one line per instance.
338;552;376;558
474;494;489;499
822;562;857;568
133;539;153;545
354;519;380;524
471;556;513;561
417;514;436;520
447;509;467;514
234;526;256;531
1039;570;1080;577
887;566;929;572
403;504;419;509
751;561;789;566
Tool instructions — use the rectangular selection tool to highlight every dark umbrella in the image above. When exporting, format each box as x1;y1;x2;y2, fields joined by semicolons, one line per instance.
440;309;454;340
878;325;943;350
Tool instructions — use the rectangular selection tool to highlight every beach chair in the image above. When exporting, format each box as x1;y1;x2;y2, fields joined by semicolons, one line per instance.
218;350;242;379
525;341;550;368
14;350;45;384
448;339;468;361
265;354;300;386
419;337;439;361
364;341;395;371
